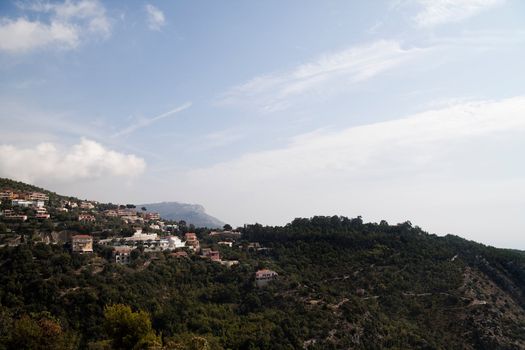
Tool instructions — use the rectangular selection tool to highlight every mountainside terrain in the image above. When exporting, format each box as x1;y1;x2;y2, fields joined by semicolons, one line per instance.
139;202;225;228
0;179;524;349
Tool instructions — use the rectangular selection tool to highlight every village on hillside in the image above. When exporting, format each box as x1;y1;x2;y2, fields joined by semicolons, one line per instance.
0;187;277;287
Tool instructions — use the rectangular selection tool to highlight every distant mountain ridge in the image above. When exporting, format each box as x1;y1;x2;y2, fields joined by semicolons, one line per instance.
0;177;226;228
139;201;225;228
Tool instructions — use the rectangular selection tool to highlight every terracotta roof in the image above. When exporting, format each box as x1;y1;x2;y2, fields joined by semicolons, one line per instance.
72;234;92;239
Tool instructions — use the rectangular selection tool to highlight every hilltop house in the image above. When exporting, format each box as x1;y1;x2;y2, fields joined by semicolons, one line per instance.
117;209;136;217
164;224;178;231
113;246;134;265
33;200;45;208
167;235;185;249
185;232;200;251
149;224;161;230
255;269;278;287
27;192;49;201
80;201;95;210
1;209;27;221
11;199;33;207
35;208;50;219
144;212;161;221
120;210;143;223
71;235;93;254
104;210;118;217
78;214;96;222
0;190;15;200
66;201;78;208
126;229;158;242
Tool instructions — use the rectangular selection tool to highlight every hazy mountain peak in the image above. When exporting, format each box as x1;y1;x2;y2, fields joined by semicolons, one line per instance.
139;201;225;228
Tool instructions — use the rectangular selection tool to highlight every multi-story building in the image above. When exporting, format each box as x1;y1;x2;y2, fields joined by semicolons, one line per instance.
33;200;45;208
126;229;158;242
201;248;221;262
113;246;134;264
27;192;49;201
117;209;136;217
145;212;161;221
255;269;278;287
11;199;33;207
1;209;27;221
0;191;15;200
185;232;200;251
35;208;50;219
168;235;185;249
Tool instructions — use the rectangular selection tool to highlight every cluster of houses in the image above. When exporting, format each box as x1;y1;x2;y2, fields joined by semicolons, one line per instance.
0;190;49;202
101;209;161;224
0;189;278;287
72;229;243;268
75;207;165;226
70;230;274;285
82;229;195;261
0;191;50;221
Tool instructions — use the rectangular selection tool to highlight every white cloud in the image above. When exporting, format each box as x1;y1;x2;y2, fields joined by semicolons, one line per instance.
182;96;525;248
145;4;165;31
195;96;525;183
112;102;192;137
0;138;145;183
30;0;111;36
414;0;505;27
0;0;110;53
219;40;428;112
0;18;79;52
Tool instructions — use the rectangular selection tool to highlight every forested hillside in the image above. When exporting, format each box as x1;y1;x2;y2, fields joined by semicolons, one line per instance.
0;179;524;349
0;216;524;349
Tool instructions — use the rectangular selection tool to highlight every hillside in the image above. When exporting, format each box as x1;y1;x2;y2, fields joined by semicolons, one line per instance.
0;180;524;349
139;202;225;228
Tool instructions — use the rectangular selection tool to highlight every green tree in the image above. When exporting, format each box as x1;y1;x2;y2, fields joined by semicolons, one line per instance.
7;313;76;350
103;304;161;350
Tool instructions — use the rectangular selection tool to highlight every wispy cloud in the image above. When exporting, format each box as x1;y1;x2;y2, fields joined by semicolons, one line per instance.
0;97;105;143
197;96;525;182
145;4;166;31
218;40;428;113
413;0;506;27
0;138;145;183
184;96;525;241
112;102;192;138
0;0;110;53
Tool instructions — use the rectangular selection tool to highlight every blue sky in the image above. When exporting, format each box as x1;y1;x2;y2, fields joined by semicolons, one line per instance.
1;0;525;249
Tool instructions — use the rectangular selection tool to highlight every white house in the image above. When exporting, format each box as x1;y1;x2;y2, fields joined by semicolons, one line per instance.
32;200;45;208
126;229;158;242
168;235;185;249
11;199;33;207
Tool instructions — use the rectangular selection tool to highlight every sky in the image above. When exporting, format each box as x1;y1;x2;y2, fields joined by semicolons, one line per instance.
0;0;524;249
